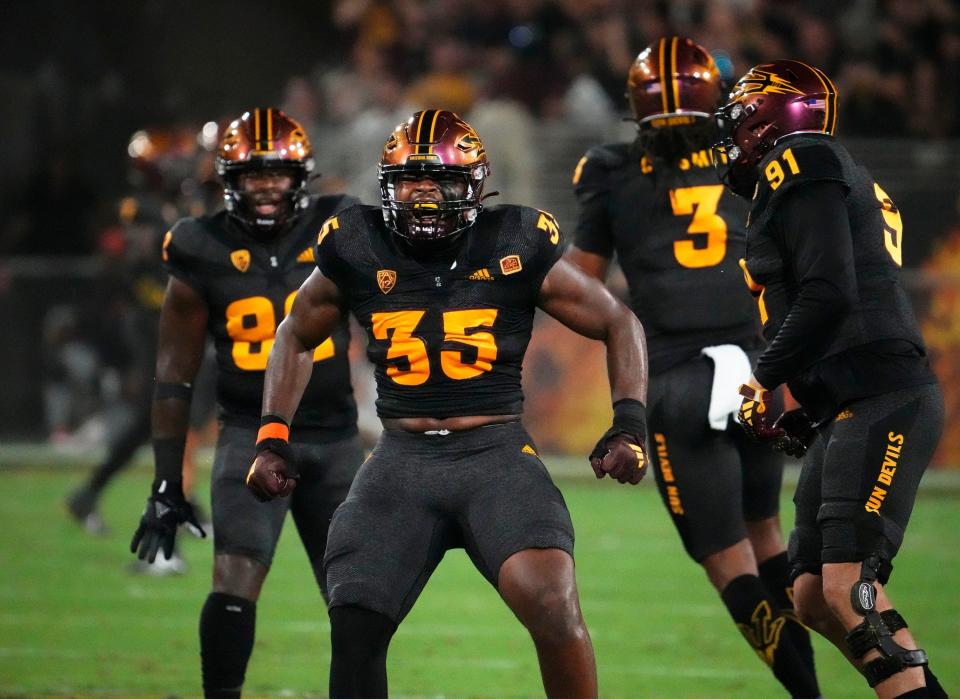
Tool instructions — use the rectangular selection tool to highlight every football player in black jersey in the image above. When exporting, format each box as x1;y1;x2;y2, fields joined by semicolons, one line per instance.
568;38;820;698
716;61;947;698
129;109;364;698
246;109;649;698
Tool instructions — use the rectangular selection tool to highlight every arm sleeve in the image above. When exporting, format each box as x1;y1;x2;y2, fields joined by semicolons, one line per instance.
754;181;858;389
571;150;615;258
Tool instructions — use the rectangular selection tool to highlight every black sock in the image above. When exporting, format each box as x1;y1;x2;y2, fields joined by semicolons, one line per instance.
895;689;930;698
199;592;256;699
329;605;396;698
759;552;818;684
922;664;947;698
721;574;821;699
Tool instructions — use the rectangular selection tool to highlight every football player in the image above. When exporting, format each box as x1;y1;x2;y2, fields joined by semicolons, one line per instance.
567;38;820;697
716;61;947;698
246;109;649;698
130;109;364;698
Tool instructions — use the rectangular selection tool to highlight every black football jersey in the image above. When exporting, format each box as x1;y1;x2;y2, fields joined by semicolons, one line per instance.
314;204;564;419
162;195;358;432
743;135;934;419
573;143;759;373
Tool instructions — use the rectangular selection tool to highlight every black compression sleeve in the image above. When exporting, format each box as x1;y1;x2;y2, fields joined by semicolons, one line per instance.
754;181;858;389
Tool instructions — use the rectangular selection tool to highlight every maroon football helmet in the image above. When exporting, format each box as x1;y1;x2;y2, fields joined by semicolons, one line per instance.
714;59;839;196
379;109;490;242
215;108;315;231
627;37;723;128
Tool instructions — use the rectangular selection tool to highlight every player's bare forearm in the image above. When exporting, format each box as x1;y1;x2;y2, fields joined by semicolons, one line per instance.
604;309;647;404
261;269;345;422
538;257;648;403
565;246;611;282
261;319;317;423
152;277;209;441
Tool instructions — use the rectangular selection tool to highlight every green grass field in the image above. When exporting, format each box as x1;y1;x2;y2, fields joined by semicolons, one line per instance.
1;458;958;698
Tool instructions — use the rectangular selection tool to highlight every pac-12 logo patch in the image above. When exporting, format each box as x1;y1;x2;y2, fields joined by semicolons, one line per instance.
230;249;251;273
377;269;397;294
499;255;522;275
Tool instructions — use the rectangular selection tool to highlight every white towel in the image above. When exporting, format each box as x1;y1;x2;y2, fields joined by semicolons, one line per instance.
700;344;753;431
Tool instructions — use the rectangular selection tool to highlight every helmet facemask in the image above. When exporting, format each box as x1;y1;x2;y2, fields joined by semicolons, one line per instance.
220;160;311;233
379;162;488;242
712;100;776;198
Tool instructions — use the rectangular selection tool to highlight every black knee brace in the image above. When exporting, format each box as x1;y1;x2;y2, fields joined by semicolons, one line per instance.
844;555;927;688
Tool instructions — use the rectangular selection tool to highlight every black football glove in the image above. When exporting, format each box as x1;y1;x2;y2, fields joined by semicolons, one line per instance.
589;432;648;485
737;383;785;445
130;480;206;563
772;409;816;458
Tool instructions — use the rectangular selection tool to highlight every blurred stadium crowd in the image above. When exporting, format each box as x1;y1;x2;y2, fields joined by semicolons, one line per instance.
0;0;959;462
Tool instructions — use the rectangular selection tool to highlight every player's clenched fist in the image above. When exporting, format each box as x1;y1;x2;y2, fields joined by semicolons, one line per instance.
590;435;647;484
737;382;785;444
589;398;648;485
246;416;299;502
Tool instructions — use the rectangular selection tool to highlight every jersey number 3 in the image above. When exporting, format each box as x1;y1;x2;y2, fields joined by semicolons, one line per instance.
372;309;499;385
225;292;335;371
669;185;727;268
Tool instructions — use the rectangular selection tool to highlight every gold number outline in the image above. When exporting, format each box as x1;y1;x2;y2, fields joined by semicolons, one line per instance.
669;184;728;268
371;308;501;385
225;292;335;371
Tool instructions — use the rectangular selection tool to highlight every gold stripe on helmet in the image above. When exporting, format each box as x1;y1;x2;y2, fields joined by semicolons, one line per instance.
415;110;427;141
671;36;680;112
266;108;273;150
815;67;839;134
254;108;261;145
427;109;441;153
659;39;669;114
798;61;833;134
414;109;436;155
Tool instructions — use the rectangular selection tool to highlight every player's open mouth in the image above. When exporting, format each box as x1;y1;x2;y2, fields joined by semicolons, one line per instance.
255;202;280;215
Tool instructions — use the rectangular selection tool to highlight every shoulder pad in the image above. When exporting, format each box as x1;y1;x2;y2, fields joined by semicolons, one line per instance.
572;143;629;191
516;205;563;250
315;203;377;251
162;217;207;263
750;138;848;227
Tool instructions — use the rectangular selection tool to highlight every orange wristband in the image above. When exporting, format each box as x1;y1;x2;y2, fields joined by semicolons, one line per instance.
257;421;289;444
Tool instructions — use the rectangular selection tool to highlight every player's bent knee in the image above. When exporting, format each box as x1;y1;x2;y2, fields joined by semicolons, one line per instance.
840;554;928;688
213;553;269;601
791;575;832;631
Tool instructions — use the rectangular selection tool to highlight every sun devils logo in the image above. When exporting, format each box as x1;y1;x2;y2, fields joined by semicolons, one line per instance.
377;269;397;294
457;127;486;158
230;249;251;273
735;69;805;98
735;600;786;667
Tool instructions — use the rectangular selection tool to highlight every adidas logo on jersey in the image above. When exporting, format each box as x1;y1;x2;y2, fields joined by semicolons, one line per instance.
297;247;315;263
468;268;494;281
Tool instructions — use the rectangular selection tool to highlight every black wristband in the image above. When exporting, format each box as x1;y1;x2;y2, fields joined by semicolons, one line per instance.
612;398;647;443
154;381;193;401
153;436;186;490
